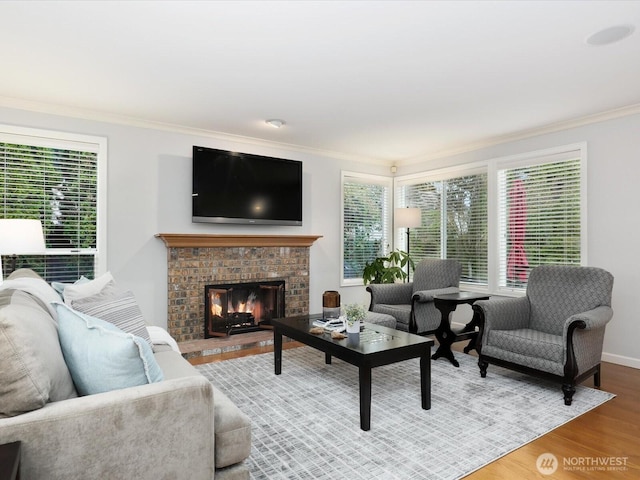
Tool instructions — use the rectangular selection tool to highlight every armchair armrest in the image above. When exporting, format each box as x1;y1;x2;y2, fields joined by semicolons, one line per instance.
366;282;414;308
473;296;530;331
563;305;614;375
412;286;460;303
0;376;215;480
564;305;614;332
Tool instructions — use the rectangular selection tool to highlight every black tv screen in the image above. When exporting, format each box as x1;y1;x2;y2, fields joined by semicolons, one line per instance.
192;146;303;226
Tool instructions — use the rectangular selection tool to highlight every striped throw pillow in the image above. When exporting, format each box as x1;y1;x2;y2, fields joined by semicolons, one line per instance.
71;288;152;349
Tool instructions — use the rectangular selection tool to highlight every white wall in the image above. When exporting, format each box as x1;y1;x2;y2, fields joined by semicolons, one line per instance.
0;105;385;327
2;106;638;368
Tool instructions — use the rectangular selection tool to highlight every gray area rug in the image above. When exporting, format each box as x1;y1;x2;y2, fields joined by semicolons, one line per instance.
196;347;614;479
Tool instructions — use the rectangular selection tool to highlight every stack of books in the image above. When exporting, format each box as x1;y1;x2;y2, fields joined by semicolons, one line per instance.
312;317;346;333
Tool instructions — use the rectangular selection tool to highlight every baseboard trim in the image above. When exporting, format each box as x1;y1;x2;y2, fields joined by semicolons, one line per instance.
601;352;640;369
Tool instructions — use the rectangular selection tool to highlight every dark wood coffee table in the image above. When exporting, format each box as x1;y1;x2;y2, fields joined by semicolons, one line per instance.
272;314;435;431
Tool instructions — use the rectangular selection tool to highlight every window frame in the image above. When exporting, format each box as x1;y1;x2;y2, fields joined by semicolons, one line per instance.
0;124;107;280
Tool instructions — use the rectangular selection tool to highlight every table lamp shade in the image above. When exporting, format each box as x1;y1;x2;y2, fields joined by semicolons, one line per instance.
394;208;421;229
0;219;46;254
0;219;46;281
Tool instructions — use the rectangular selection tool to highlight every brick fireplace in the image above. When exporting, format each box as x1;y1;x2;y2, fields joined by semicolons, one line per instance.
156;234;321;343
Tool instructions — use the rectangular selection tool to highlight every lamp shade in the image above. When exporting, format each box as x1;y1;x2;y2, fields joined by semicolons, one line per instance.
394;208;421;229
0;219;46;254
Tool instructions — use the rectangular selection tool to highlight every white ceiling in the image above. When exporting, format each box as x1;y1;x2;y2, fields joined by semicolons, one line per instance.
2;1;640;165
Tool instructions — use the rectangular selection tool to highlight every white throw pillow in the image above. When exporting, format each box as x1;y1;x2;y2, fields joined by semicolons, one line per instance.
62;272;114;305
51;276;89;296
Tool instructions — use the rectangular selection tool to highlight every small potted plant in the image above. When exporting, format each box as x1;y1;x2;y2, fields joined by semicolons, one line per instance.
344;303;366;333
362;249;415;284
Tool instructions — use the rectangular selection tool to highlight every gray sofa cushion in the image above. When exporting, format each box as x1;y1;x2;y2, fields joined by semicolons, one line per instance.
154;350;252;469
0;289;77;417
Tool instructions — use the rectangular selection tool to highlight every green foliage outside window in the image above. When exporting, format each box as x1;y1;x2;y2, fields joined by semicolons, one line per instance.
343;181;389;280
402;174;488;285
445;175;488;284
0;142;97;281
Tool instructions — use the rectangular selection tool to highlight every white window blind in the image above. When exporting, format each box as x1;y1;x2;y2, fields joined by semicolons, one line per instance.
396;169;488;285
0;127;105;282
496;147;584;291
342;172;392;285
445;173;488;285
395;180;441;266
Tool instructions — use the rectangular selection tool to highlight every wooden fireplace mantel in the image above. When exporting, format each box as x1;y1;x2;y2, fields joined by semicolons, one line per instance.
155;233;323;248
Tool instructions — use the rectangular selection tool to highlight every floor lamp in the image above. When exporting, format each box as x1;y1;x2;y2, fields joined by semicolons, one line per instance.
394;207;421;281
0;219;46;282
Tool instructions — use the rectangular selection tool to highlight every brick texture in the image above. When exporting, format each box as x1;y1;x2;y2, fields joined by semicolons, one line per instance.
166;246;310;342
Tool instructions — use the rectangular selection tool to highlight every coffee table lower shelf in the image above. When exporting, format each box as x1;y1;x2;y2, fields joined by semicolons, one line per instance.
272;315;434;431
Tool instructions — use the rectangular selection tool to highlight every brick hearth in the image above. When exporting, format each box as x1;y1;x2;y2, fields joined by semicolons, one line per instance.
156;234;321;345
180;329;275;360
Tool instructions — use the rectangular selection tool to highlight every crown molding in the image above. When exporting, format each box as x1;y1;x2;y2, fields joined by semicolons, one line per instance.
0;96;388;166
396;103;640;167
2;96;639;169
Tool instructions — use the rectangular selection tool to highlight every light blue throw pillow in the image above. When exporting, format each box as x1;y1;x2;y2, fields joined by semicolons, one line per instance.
53;302;163;396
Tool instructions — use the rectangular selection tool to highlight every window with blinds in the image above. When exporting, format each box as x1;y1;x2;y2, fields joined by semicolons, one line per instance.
496;146;584;291
342;172;392;285
394;144;584;292
396;170;488;285
0;126;105;282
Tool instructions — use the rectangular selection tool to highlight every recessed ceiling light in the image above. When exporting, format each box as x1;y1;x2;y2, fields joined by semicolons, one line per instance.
586;24;635;46
266;119;286;128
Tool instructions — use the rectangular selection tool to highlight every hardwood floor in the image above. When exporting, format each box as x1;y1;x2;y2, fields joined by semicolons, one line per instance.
465;358;640;479
189;340;640;479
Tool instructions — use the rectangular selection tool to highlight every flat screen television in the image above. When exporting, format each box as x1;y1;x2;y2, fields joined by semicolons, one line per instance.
192;146;303;226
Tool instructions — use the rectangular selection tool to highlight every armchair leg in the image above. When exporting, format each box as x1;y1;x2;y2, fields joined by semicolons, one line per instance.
478;358;488;378
594;365;601;388
562;384;575;406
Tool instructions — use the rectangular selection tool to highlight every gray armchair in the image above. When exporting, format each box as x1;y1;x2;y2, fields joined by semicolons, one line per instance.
366;259;462;334
473;265;614;405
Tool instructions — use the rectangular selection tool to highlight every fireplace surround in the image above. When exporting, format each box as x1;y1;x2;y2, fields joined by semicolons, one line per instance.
156;234;321;343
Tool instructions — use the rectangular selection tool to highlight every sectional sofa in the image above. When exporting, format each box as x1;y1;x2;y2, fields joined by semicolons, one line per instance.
0;269;251;479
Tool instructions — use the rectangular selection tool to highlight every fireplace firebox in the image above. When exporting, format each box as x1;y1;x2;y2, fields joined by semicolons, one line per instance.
204;280;285;337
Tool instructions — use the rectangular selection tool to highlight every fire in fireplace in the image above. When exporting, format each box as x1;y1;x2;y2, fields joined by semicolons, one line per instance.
204;280;285;337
